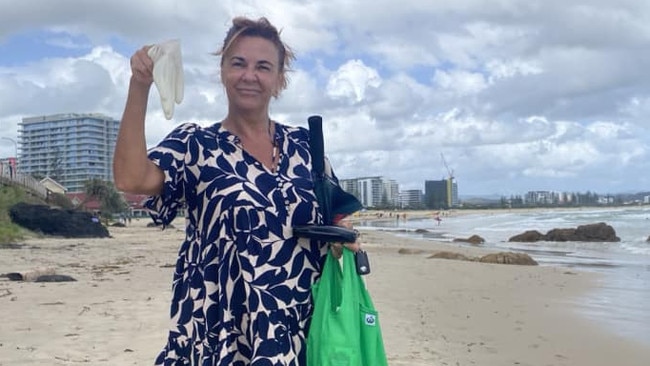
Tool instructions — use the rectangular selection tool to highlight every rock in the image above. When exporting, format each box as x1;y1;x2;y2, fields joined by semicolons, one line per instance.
397;248;427;255
544;228;576;242
509;222;620;242
9;202;110;238
4;273;24;281
479;252;538;265
3;268;76;282
35;274;77;282
428;251;474;261
508;230;545;242
574;222;620;242
4;268;56;281
453;234;485;245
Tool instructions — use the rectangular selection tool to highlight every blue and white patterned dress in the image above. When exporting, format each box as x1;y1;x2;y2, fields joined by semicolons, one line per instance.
145;122;328;365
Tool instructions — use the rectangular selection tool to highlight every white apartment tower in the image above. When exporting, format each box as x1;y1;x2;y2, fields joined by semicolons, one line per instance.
18;113;120;193
340;176;400;209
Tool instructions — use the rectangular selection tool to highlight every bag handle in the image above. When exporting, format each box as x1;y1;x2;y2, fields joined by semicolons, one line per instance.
341;249;363;306
308;115;325;177
323;248;363;312
322;249;343;312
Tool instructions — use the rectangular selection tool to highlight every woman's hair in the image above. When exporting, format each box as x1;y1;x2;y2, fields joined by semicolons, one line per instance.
216;16;296;92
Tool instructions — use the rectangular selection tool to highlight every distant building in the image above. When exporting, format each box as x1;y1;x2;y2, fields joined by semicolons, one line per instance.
19;113;119;193
66;192;150;217
0;157;17;176
67;192;102;212
525;191;560;205
122;193;151;218
339;176;400;209
424;179;458;209
40;177;68;195
339;179;359;198
399;189;423;209
357;177;383;208
383;179;399;208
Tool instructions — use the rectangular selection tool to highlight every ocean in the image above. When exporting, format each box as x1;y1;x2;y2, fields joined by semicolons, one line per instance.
359;207;650;347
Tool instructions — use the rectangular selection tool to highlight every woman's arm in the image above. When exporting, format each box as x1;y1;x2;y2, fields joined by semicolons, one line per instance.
113;47;164;195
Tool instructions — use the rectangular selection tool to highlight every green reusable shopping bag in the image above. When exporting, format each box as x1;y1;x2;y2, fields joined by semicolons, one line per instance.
307;249;388;366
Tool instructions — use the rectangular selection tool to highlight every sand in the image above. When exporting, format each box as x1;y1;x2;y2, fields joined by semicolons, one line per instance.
1;218;648;366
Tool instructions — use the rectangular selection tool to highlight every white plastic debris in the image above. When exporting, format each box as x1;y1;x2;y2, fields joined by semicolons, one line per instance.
147;39;184;120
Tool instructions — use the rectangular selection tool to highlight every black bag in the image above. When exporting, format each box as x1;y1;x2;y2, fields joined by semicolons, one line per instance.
292;115;362;245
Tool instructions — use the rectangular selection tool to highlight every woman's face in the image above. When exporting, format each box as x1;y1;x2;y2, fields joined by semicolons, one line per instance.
221;36;283;113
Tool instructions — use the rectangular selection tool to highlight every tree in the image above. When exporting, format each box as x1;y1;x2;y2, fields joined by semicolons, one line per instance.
49;148;64;182
83;178;128;220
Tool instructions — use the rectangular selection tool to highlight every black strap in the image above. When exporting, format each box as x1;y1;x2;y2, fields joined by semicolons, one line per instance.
308;115;325;176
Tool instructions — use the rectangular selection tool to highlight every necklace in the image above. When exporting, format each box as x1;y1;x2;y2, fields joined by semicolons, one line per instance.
268;119;279;173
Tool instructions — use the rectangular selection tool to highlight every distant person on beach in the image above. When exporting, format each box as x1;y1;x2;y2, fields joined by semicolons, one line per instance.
113;16;359;365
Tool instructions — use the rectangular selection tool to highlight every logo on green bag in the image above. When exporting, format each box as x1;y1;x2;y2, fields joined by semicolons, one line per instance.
364;313;376;326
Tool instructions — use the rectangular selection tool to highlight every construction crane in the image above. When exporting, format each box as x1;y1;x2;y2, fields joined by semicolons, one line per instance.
440;153;455;208
440;153;454;181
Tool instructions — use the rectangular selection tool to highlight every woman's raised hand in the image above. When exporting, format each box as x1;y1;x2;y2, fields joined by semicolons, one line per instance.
130;46;154;87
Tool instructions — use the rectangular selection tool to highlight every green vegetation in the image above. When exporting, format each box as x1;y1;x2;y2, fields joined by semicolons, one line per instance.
83;178;128;220
0;185;31;244
0;178;128;244
48;192;74;209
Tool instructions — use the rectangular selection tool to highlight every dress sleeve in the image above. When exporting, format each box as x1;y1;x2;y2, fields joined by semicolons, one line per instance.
144;123;197;226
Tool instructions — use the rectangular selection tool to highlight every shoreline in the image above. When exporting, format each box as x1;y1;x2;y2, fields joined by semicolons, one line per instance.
0;218;648;365
360;208;650;349
359;229;650;365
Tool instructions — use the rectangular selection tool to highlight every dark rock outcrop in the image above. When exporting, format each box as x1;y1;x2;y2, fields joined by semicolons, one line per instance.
479;252;538;265
398;248;428;255
509;230;545;242
35;274;77;282
2;268;76;282
509;222;619;242
9;202;109;238
428;251;473;261
426;250;538;266
452;234;485;245
574;222;620;242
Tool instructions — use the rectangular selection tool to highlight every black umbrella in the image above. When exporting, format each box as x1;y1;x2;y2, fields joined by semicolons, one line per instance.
293;115;363;243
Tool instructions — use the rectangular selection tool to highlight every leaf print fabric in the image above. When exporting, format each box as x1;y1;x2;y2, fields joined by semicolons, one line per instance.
145;122;327;365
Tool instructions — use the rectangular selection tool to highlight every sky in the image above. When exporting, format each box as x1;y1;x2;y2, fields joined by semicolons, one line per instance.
1;0;650;197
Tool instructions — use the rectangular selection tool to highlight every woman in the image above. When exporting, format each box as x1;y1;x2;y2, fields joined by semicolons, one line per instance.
113;17;358;365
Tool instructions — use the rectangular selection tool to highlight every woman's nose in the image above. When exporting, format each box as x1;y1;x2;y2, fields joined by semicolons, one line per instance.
241;66;257;80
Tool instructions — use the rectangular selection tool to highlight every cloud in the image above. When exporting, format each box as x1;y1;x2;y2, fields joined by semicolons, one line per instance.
1;0;650;195
326;60;382;103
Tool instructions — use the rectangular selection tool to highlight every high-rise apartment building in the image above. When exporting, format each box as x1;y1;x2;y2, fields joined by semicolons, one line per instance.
340;176;400;209
424;179;458;209
18;113;119;193
399;189;424;209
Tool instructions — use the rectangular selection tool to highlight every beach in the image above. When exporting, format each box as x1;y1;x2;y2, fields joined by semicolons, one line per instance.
1;217;649;365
